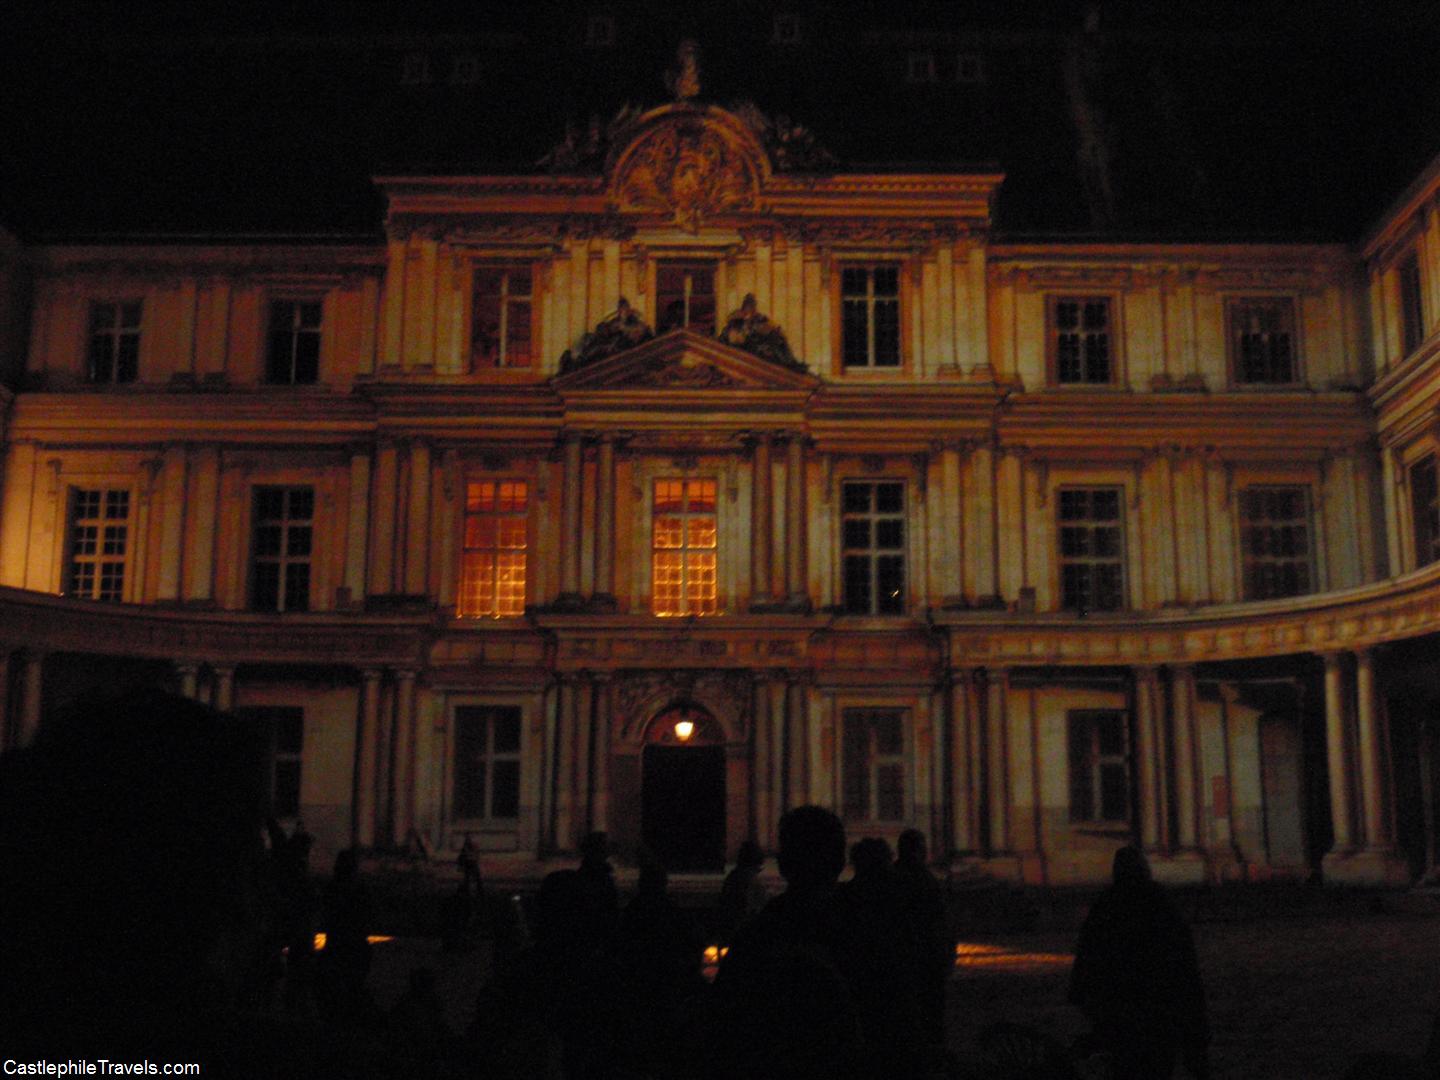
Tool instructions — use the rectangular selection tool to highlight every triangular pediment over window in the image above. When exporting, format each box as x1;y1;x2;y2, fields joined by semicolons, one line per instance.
551;329;820;392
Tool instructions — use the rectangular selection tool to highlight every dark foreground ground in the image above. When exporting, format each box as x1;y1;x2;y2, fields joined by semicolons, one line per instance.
367;902;1440;1080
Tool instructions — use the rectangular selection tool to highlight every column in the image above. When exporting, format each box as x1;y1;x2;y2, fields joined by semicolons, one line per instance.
404;441;431;596
184;445;220;603
784;432;807;606
593;433;617;607
785;674;808;808
392;670;418;844
1355;649;1387;850
1133;666;1162;852
986;668;1010;853
1323;652;1355;852
949;669;976;853
554;676;578;850
1171;664;1201;850
368;440;400;595
574;678;595;842
559;433;584;604
344;448;372;607
211;666;235;713
750;434;773;606
590;675;612;831
176;662;200;701
16;651;43;748
354;669;382;847
155;444;187;602
752;674;772;846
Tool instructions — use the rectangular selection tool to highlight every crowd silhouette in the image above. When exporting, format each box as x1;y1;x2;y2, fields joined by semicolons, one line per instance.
7;687;1339;1079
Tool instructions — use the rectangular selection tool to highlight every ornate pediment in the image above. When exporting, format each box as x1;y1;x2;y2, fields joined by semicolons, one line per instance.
552;330;818;392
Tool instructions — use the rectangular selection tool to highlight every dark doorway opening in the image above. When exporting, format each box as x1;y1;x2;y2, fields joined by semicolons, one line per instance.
642;745;726;872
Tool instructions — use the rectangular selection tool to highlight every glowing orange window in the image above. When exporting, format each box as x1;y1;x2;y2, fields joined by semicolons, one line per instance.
459;480;528;617
652;478;718;616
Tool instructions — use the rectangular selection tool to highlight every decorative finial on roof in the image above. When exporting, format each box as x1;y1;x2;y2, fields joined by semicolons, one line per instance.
666;40;701;101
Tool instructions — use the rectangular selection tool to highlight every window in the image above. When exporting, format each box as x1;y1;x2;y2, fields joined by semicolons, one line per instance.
1050;297;1113;384
66;488;130;601
841;266;901;368
1068;710;1128;824
1058;487;1125;612
1229;297;1298;384
653;478;718;616
472;267;534;369
459;480;528;617
772;13;801;44
87;301;141;384
250;486;313;613
1239;486;1314;599
235;706;304;819
1412;456;1440;569
266;300;322;385
842;481;905;614
656;263;717;335
956;52;985;84
906;52;936;84
842;708;907;823
1400;252;1426;357
453;705;521;821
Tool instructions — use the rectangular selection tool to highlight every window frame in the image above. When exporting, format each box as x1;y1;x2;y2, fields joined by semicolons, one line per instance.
1046;293;1121;387
264;297;324;386
449;701;525;832
654;260;719;336
468;263;539;373
458;476;531;619
1410;453;1440;570
1399;251;1427;358
839;478;908;616
651;476;720;617
1226;295;1303;387
1236;484;1316;601
835;262;908;373
63;486;134;602
1066;709;1130;826
248;485;315;614
85;299;143;385
840;706;911;827
1056;485;1127;613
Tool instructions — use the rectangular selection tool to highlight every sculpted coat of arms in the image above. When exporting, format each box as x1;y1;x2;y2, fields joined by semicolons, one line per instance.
614;120;759;233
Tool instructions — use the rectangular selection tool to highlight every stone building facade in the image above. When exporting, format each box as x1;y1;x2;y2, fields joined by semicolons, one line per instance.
1;96;1438;887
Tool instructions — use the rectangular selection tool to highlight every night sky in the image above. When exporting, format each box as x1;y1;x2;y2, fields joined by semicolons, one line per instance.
2;0;1438;242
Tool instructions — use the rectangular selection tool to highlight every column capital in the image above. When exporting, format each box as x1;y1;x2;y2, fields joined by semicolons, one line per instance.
1319;650;1346;671
360;667;385;683
1132;664;1161;685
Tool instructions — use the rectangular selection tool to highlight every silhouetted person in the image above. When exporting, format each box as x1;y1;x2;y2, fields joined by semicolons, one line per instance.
271;819;319;1015
0;689;270;1059
1069;846;1209;1079
458;831;483;896
707;806;865;1080
576;830;620;943
440;878;475;954
716;838;768;943
838;837;926;1078
895;828;951;1046
388;966;453;1072
318;848;374;1024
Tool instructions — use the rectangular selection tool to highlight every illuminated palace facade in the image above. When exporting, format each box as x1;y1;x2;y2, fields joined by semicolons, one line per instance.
2;96;1440;887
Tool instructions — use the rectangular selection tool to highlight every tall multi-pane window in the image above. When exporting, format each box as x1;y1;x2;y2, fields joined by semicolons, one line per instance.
1239;486;1314;600
1411;456;1440;569
453;705;521;822
656;263;717;335
842;708;907;823
250;486;313;613
66;489;130;601
87;301;141;384
472;267;534;368
266;300;322;384
1068;710;1128;824
235;706;304;818
842;481;906;614
841;266;901;368
1230;298;1298;384
1058;487;1125;612
1050;297;1113;384
652;478;718;616
459;480;529;617
1400;253;1427;357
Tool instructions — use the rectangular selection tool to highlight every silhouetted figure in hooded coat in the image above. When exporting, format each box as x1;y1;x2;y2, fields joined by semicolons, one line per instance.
895;828;951;1046
1069;846;1209;1079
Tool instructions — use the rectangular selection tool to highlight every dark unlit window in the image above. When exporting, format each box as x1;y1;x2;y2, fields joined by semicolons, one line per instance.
1068;710;1128;823
87;301;141;384
656;263;717;335
842;708;907;823
1400;253;1426;357
1230;298;1297;384
1058;487;1125;612
236;706;304;819
266;300;322;385
454;705;522;821
67;488;130;601
842;481;905;614
1412;455;1440;568
842;266;901;368
1239;486;1314;600
1051;297;1112;384
250;486;313;613
473;268;533;368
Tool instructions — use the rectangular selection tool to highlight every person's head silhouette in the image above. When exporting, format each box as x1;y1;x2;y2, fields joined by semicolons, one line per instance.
776;805;846;891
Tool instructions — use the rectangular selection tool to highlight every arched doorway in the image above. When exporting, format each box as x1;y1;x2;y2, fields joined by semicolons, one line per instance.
641;703;726;872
